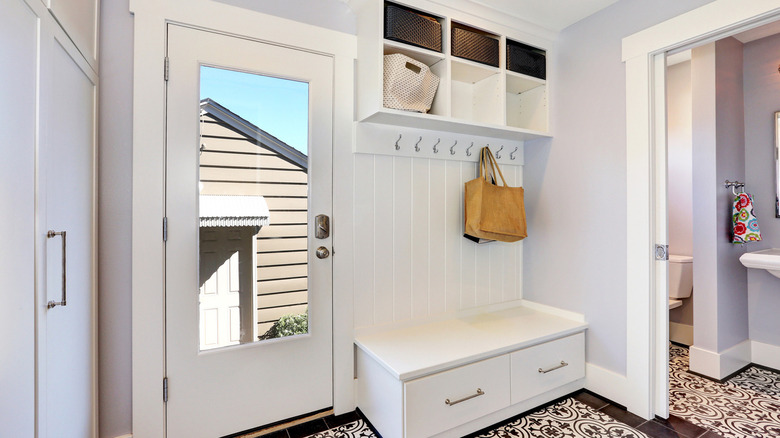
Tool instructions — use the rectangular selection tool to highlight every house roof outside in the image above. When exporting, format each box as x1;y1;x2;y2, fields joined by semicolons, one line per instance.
200;98;308;170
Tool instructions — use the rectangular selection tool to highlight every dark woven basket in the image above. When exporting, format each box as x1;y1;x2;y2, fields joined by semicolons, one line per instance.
507;41;546;80
451;27;499;67
384;4;442;53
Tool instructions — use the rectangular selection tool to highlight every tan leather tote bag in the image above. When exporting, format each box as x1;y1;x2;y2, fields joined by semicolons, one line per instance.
464;147;527;243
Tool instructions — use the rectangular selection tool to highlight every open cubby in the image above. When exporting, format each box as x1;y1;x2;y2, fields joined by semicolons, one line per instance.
357;0;551;140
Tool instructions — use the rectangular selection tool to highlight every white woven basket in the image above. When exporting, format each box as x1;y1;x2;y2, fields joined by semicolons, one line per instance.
383;53;440;113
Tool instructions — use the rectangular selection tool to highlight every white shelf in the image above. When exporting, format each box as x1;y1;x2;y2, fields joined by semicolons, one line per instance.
451;57;500;84
361;107;550;141
506;70;545;94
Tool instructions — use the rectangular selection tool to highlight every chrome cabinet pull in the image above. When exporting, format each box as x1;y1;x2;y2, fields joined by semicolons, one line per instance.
538;361;568;374
47;230;67;309
444;388;484;406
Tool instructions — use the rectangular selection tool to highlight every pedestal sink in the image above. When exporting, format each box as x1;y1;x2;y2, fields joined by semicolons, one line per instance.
740;248;780;279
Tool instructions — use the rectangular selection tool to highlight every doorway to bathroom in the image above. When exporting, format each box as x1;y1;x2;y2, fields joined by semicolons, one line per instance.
656;16;780;430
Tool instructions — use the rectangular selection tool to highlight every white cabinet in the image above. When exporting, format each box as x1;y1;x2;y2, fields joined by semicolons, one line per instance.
0;1;98;436
405;356;511;438
510;333;585;404
354;0;551;141
355;305;587;437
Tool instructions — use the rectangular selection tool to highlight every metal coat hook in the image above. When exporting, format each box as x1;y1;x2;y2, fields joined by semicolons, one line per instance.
394;134;402;150
432;138;440;154
450;140;458;155
496;145;504;159
466;142;474;156
510;147;518;161
415;136;422;152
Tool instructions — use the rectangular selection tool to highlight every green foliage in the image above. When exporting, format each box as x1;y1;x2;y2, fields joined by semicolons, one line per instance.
259;312;308;340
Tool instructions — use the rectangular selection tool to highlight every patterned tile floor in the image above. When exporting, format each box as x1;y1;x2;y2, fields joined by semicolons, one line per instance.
669;344;780;438
241;344;780;438
275;391;713;438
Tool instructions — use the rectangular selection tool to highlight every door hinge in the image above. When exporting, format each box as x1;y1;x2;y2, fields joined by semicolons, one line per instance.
655;244;669;261
163;217;168;242
164;57;170;82
163;377;169;402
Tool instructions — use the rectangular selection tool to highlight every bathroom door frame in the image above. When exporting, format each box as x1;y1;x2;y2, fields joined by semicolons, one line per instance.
622;0;780;420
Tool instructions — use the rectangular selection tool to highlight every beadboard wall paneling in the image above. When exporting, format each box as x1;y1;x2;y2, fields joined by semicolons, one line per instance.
353;154;523;329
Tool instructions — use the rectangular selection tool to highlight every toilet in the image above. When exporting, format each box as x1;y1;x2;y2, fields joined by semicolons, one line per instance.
669;255;693;309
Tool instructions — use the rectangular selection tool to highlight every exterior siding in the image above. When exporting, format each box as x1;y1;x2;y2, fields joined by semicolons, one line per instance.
200;112;308;339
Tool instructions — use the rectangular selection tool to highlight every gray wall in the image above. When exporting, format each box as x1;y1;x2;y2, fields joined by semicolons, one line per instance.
743;33;780;347
98;0;133;436
667;61;694;259
714;38;749;352
690;39;749;355
667;61;695;327
522;0;714;375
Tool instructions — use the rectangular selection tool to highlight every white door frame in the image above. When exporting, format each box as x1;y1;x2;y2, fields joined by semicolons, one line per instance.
622;0;780;419
129;1;356;436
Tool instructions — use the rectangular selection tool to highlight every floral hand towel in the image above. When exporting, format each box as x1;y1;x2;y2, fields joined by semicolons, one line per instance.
733;193;762;244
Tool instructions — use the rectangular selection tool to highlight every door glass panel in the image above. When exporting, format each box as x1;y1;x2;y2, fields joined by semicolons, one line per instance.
198;66;309;350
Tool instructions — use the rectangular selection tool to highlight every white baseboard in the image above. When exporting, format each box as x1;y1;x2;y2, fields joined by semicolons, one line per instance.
113;435;132;438
584;363;629;408
669;322;693;346
751;340;780;370
690;340;751;380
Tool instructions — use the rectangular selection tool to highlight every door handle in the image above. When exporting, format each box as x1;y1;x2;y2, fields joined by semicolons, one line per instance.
315;214;329;239
47;230;67;309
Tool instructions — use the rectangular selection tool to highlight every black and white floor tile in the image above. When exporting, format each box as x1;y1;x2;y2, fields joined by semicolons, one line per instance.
669;344;780;438
471;398;649;438
302;419;376;438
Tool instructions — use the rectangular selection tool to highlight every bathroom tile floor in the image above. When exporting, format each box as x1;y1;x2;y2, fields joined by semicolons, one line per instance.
669;344;780;438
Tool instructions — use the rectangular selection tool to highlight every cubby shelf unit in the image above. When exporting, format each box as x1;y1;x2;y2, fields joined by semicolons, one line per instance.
355;0;551;142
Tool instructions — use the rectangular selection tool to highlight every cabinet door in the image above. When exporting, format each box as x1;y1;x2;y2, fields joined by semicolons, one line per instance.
38;23;97;438
0;0;38;436
48;0;98;66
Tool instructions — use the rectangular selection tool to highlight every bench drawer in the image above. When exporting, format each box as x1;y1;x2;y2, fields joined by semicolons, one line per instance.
404;355;510;438
510;333;585;404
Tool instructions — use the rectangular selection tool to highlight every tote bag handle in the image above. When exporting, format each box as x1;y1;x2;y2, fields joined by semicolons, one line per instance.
479;147;508;187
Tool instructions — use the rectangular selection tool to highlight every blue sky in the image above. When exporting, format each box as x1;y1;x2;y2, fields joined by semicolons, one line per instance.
200;66;309;154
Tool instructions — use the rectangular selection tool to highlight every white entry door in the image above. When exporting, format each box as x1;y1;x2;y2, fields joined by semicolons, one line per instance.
165;25;334;437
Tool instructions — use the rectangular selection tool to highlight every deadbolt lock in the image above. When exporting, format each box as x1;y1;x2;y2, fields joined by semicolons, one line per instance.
315;214;330;239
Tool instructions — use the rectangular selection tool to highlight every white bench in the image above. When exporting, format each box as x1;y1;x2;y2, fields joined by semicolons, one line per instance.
355;304;588;438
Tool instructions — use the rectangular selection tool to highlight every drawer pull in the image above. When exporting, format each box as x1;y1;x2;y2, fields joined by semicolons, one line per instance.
538;361;568;374
444;388;484;406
